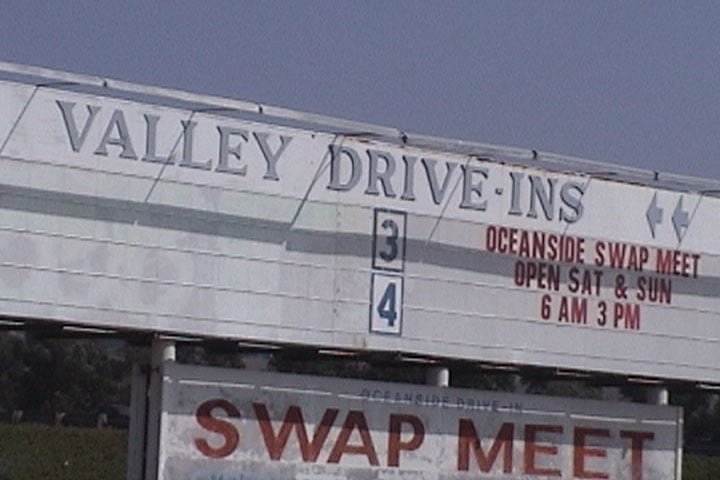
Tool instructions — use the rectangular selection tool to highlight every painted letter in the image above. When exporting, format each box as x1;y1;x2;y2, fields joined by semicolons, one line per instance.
460;165;489;211
508;171;524;216
142;114;175;164
422;158;458;205
560;181;586;223
94;109;137;159
254;132;292;181
573;427;609;479
620;430;654;480
216;126;249;175
365;149;397;197
179;120;211;170
194;399;241;459
327;411;379;466
57;101;100;152
388;414;425;467
524;424;562;477
400;156;418;201
457;419;513;473
527;176;557;220
253;403;338;462
328;145;362;191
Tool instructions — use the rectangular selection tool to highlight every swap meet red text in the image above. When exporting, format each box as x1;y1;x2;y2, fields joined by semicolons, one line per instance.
485;225;702;331
193;399;655;480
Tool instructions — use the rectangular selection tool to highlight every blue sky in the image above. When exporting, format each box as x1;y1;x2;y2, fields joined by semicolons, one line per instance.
1;1;719;179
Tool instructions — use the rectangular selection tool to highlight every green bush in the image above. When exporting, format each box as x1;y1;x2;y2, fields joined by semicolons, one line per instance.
0;424;126;480
684;453;720;480
0;423;718;479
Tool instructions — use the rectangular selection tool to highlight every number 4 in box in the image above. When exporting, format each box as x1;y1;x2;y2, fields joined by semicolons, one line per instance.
370;273;404;335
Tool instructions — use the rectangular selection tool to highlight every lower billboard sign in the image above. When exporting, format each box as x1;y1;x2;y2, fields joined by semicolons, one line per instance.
158;364;682;480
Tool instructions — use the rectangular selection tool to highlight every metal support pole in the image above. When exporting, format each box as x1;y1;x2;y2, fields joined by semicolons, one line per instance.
152;339;176;365
426;366;450;387
647;386;669;405
600;386;622;401
243;353;271;371
126;363;148;480
144;338;176;480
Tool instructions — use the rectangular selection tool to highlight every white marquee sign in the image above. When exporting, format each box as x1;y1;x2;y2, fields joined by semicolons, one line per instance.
1;66;719;382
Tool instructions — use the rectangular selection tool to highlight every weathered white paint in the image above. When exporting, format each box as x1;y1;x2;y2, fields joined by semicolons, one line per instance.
158;363;682;480
0;70;719;382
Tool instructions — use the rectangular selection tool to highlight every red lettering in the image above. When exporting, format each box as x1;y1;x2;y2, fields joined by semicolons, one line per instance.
620;430;654;480
253;403;338;461
327;411;379;465
607;243;626;269
541;294;552;320
387;414;425;467
656;249;672;275
594;242;605;267
547;234;559;260
524;424;562;477
690;253;700;277
573;428;609;479
498;227;509;253
514;261;560;291
656;250;700;278
486;226;498;252
509;227;519;253
519;230;530;257
457;420;513;473
636;276;672;304
194;399;241;459
595;242;649;271
486;225;584;263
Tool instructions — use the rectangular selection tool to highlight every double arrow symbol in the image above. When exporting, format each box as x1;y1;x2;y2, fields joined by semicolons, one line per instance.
646;193;690;241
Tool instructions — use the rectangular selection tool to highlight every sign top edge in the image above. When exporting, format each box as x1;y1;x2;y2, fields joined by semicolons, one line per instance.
2;60;718;195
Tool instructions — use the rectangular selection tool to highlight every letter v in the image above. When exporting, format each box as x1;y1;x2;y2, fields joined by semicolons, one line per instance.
57;100;100;152
422;158;458;205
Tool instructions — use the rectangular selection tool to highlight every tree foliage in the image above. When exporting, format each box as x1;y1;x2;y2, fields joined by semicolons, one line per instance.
2;332;719;477
0;333;126;413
